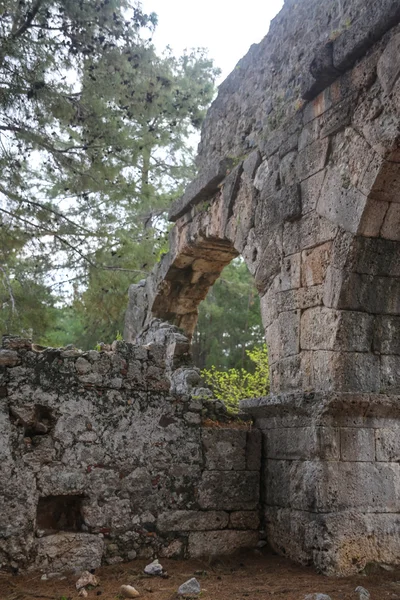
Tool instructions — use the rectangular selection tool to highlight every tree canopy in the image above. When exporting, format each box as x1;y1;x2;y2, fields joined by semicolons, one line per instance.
0;0;219;342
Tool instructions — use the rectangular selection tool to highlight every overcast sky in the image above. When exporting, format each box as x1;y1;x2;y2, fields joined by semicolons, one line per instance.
142;0;284;83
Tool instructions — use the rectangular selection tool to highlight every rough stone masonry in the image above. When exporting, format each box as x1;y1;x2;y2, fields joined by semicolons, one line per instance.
0;329;261;573
125;0;400;576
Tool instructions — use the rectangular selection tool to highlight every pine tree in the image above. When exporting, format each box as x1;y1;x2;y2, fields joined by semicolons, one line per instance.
0;0;219;342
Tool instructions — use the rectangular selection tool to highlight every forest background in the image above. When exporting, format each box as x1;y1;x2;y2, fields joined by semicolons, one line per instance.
0;0;265;372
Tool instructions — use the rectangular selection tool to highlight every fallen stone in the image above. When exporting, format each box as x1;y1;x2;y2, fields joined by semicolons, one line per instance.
76;570;99;590
144;559;163;576
355;587;370;600
78;590;88;598
304;595;332;600
121;584;140;598
178;578;201;597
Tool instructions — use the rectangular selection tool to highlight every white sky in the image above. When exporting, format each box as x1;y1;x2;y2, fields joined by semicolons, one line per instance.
143;0;284;83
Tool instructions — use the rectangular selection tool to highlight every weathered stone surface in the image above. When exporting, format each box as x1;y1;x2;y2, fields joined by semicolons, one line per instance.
229;511;260;530
188;530;258;558
0;333;261;571
169;159;234;222
157;511;229;532
340;428;375;462
202;429;247;471
197;471;259;510
0;349;20;367
35;533;104;572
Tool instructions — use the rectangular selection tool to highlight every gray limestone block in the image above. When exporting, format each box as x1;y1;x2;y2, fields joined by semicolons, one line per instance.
265;427;339;461
374;316;400;355
243;150;262;179
378;33;400;95
333;0;400;72
380;355;400;393
202;429;247;471
197;471;259;510
340;427;375;461
229;511;260;530
300;307;374;352
169;158;234;222
187;530;258;558
35;533;104;573
157;510;229;533
295;138;330;182
376;426;400;461
283;211;337;256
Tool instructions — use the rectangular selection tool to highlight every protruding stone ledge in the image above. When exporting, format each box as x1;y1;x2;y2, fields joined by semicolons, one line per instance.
302;0;400;101
169;158;234;222
241;392;400;422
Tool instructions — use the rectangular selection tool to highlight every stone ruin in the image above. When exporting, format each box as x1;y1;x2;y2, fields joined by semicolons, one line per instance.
1;0;400;579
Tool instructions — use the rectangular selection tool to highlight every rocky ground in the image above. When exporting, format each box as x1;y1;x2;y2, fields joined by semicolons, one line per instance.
1;551;400;600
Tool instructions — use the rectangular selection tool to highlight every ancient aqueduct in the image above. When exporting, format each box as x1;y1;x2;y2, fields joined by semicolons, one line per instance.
1;0;400;577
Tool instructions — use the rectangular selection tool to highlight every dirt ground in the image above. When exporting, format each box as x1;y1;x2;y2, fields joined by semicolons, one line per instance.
1;550;400;600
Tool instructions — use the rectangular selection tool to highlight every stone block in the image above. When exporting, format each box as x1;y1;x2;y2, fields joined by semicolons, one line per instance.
35;533;104;572
319;96;353;139
169;158;234;222
276;286;324;313
243;150;262;178
295;138;330;182
265;427;339;461
188;530;258;558
301;307;374;352
202;429;247;471
333;0;400;72
279;310;300;358
270;354;303;393
246;429;262;471
266;459;400;513
229;511;260;530
300;171;326;215
301;242;331;287
376;427;400;461
335;272;400;315
280;253;301;291
317;168;368;234
310;350;380;393
378;33;400;95
340;427;375;461
374;316;400;355
283;212;337;255
381;203;400;241
358;198;389;237
157;510;229;532
197;471;259;510
381;355;400;393
0;350;20;367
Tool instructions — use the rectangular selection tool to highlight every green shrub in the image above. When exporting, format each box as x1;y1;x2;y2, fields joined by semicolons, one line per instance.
201;344;270;413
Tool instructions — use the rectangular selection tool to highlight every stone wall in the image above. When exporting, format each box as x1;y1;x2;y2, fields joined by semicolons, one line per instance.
124;0;400;577
243;393;400;575
0;331;261;573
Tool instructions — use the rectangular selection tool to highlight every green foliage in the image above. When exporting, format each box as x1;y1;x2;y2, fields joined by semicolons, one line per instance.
0;0;219;343
202;345;270;413
192;258;264;371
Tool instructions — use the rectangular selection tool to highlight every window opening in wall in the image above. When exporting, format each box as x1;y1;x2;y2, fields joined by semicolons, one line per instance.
36;495;84;534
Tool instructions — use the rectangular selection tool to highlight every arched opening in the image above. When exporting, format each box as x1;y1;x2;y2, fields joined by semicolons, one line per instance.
191;257;264;371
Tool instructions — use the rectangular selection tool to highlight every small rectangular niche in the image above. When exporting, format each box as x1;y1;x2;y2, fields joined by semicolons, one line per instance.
36;495;84;534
